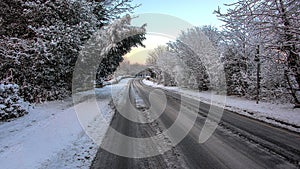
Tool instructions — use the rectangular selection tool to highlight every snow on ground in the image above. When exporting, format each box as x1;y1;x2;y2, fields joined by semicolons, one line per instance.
143;79;300;133
0;78;131;169
103;75;134;86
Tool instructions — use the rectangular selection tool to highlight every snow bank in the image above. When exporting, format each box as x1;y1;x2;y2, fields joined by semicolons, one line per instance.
102;75;134;86
142;79;300;133
0;78;131;169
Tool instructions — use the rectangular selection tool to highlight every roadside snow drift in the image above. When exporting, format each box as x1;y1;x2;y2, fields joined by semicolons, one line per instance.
0;78;131;169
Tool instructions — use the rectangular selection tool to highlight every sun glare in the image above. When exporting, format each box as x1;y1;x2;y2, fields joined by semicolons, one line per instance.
124;34;174;64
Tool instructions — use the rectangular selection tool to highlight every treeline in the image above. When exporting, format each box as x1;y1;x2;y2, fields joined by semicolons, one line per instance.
147;0;299;105
115;59;148;77
0;0;145;102
0;0;146;120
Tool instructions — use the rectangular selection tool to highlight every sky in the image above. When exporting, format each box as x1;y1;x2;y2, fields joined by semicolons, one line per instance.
124;0;236;64
132;0;235;27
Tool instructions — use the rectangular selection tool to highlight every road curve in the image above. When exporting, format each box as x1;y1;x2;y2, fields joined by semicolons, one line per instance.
90;79;300;169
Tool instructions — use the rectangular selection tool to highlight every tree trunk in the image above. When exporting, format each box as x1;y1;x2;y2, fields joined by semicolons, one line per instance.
278;0;300;106
284;70;300;106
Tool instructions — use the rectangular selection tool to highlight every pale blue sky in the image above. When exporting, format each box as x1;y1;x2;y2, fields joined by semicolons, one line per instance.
126;0;237;64
132;0;236;27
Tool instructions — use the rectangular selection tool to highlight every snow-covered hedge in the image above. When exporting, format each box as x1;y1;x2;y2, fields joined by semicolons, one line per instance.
0;83;29;121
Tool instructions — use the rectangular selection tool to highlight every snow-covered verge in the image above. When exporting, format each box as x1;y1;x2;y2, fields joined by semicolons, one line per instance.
143;79;300;133
0;78;131;169
102;75;134;86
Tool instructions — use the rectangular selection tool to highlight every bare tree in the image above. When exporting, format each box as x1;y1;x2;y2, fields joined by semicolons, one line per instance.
215;0;300;105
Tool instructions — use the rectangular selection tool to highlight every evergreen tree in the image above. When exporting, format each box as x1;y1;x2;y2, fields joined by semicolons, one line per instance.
96;34;145;86
0;0;144;103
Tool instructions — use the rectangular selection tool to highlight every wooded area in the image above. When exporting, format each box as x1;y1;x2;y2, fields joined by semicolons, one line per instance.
146;0;300;106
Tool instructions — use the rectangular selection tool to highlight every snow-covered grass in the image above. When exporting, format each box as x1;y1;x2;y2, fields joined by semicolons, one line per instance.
0;78;131;169
143;79;300;133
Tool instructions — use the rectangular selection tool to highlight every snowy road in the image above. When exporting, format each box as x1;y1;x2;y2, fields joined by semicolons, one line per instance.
91;79;300;169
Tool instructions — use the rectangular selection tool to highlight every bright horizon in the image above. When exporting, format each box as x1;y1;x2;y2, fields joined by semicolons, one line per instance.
124;34;174;64
125;0;236;64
